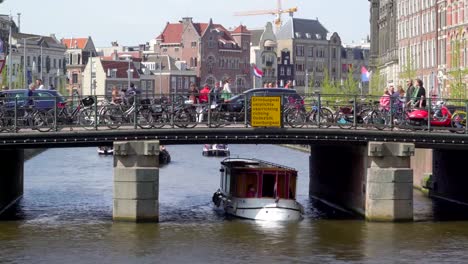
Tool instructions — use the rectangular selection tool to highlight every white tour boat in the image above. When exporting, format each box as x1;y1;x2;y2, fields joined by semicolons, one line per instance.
212;158;304;221
97;146;113;155
202;144;230;157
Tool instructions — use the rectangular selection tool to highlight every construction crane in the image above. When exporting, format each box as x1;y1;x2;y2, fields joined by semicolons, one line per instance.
234;0;298;30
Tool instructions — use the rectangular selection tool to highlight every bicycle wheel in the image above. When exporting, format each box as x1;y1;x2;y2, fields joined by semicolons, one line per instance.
285;109;306;128
137;108;154;129
78;108;98;130
33;110;53;132
335;113;353;129
174;109;197;128
370;110;387;130
151;110;169;129
451;112;466;134
101;106;123;129
0;109;14;132
209;110;225;128
318;108;334;128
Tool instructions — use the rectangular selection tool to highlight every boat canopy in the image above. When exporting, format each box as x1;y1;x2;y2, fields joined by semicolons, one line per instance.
220;159;297;200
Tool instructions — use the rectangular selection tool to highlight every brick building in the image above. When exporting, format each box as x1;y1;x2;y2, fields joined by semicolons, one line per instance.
154;17;251;93
61;37;97;95
397;0;438;94
438;0;468;97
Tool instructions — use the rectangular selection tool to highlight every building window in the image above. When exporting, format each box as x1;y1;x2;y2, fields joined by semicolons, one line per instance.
308;47;314;57
72;73;78;84
287;68;291;76
296;45;304;57
191;42;197;48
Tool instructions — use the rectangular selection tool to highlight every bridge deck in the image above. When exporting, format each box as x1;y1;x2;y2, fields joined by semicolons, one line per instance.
0;126;466;149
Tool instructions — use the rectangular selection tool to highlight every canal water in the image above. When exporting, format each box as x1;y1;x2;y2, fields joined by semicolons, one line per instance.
1;145;468;263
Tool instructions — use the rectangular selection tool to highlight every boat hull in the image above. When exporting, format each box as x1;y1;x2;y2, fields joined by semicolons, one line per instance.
218;196;303;221
202;149;230;157
97;147;113;155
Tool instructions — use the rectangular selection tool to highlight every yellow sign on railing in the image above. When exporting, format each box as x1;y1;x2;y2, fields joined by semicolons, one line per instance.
251;96;282;127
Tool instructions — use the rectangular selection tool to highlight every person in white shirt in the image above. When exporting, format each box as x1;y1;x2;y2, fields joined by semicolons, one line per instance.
36;79;45;90
221;78;232;100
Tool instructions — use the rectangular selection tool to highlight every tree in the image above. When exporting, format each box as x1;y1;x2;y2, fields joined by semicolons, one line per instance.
399;48;417;83
321;68;339;94
369;63;383;96
447;34;468;100
16;65;24;88
1;64;7;88
342;65;360;95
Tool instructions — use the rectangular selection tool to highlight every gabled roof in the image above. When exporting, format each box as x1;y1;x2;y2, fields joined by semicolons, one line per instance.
61;38;88;49
232;25;250;34
277;18;329;41
156;20;236;44
13;33;65;49
101;60;140;79
156;23;184;43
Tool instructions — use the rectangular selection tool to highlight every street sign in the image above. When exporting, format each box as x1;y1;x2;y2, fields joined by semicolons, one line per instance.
251;96;281;127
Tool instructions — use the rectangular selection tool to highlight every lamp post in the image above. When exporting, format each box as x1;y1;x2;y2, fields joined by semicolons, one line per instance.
158;55;162;96
22;36;41;88
7;15;12;89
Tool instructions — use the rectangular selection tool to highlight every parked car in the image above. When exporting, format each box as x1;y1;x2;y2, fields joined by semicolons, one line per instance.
221;88;304;113
0;89;66;109
210;88;304;124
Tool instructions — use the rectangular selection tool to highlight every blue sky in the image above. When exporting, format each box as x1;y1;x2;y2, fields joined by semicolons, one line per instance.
1;0;370;47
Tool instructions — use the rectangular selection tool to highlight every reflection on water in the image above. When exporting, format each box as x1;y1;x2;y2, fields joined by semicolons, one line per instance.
1;145;468;263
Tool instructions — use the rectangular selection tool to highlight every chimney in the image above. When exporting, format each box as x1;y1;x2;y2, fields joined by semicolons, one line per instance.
112;50;118;61
181;17;193;24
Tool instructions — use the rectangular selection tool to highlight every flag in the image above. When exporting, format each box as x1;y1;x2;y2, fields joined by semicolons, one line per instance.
361;66;370;82
252;64;263;78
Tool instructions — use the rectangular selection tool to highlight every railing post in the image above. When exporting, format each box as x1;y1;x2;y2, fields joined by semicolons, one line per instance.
94;95;98;131
170;94;175;128
390;95;394;130
133;95;138;130
465;99;468;135
14;97;17;132
353;94;357;129
207;93;211;127
244;94;248;128
427;96;431;132
317;93;322;128
54;96;58;132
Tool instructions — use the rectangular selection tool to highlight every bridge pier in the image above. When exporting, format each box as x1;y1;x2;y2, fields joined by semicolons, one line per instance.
113;141;160;222
309;142;415;222
431;149;468;204
0;149;24;216
366;142;415;222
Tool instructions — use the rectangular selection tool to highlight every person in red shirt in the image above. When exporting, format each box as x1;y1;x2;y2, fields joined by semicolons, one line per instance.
199;84;211;104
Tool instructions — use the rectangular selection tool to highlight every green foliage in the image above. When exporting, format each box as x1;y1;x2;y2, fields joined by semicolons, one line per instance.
342;65;360;95
369;65;382;96
1;64;7;88
16;65;24;89
399;48;417;82
448;35;468;100
321;69;339;94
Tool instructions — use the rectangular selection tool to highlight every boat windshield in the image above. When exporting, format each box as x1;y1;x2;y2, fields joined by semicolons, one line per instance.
230;169;297;199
